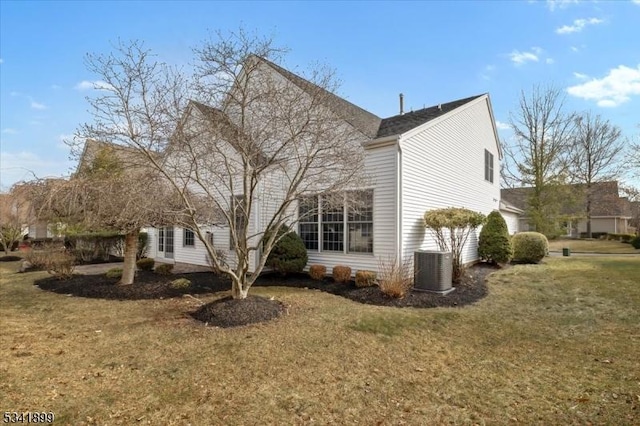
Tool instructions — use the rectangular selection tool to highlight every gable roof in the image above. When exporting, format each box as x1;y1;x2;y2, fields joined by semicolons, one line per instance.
255;56;382;139
501;181;629;217
376;94;484;138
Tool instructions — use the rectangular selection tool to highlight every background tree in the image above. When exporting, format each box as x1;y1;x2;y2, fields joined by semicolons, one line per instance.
569;113;624;238
76;30;368;299
0;184;32;254
35;143;173;285
502;85;577;236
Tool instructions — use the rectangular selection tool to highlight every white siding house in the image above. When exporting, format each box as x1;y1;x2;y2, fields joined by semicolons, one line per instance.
146;57;504;275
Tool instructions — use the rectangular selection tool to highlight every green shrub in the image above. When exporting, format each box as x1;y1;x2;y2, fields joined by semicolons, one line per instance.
309;264;326;280
105;268;123;279
355;270;377;288
512;232;549;264
169;278;191;291
265;226;308;275
478;211;512;264
620;234;634;243
631;236;640;249
332;265;352;283
155;263;174;275
136;258;155;271
137;232;149;259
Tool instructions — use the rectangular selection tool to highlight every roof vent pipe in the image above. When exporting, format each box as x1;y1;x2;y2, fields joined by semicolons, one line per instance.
399;93;404;115
438;104;442;111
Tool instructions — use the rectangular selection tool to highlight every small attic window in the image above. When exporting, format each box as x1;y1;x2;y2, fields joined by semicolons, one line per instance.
484;149;494;183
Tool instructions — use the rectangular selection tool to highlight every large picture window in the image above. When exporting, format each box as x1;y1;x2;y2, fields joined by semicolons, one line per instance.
158;227;164;252
298;190;373;254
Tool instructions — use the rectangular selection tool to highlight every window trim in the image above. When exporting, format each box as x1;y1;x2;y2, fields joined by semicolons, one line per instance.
158;227;164;252
297;190;374;255
183;228;195;248
484;149;494;183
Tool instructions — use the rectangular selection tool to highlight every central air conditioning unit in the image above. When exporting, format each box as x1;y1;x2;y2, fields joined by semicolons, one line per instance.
413;250;454;294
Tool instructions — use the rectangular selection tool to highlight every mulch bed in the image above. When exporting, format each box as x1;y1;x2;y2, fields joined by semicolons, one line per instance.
32;263;501;327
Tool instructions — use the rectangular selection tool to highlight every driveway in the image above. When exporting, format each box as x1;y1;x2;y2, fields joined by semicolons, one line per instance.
548;251;639;257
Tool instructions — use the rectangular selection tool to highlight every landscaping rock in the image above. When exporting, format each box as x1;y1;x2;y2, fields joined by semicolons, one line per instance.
18;260;34;273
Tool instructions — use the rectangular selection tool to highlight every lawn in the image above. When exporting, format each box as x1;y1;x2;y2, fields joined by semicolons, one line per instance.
548;238;639;254
1;256;639;425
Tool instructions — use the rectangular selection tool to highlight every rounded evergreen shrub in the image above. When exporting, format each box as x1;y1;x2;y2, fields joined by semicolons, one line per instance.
265;226;308;275
478;210;512;264
631;236;640;250
512;232;548;264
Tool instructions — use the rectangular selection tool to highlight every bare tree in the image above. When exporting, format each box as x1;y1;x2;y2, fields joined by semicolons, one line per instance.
503;85;577;235
76;30;369;298
570;113;624;238
0;184;32;254
33;143;175;285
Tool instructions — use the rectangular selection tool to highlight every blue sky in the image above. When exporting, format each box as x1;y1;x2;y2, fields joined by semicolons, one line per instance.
1;0;639;190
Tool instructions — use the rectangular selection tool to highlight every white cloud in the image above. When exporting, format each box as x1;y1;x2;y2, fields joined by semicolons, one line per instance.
573;72;589;80
556;17;604;34
0;58;3;64
633;0;640;5
567;64;640;107
495;120;511;130
51;84;62;90
2;128;18;134
546;58;555;64
30;101;47;110
480;64;496;80
509;50;539;65
546;0;579;11
74;80;113;91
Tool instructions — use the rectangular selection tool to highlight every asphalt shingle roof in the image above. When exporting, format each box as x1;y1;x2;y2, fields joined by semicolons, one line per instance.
376;95;484;138
501;181;629;217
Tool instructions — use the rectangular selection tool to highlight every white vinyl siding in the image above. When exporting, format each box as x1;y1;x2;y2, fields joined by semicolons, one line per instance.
306;144;397;275
400;96;501;267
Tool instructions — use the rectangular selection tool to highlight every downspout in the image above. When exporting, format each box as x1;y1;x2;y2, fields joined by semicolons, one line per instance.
396;136;403;266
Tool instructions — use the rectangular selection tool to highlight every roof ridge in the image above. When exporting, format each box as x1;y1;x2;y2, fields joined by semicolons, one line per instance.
252;55;382;138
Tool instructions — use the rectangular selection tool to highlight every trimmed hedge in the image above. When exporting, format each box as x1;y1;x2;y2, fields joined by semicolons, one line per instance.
332;265;352;283
169;278;191;291
355;270;377;288
309;264;326;280
105;268;123;279
631;236;640;250
512;232;548;264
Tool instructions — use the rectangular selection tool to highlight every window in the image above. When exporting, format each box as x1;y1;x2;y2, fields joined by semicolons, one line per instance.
322;196;344;252
297;190;374;254
183;228;195;247
158;227;164;252
347;191;373;253
298;197;319;251
230;195;246;250
484;149;494;183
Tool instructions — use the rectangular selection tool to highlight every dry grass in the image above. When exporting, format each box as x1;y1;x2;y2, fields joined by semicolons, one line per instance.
548;238;639;254
1;256;639;424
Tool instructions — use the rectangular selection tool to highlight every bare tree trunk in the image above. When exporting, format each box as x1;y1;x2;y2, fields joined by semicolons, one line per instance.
120;230;139;285
586;199;592;239
230;278;249;299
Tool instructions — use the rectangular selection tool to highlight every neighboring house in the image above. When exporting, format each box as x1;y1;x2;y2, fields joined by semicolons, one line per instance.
501;181;635;236
499;200;523;235
146;57;503;274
